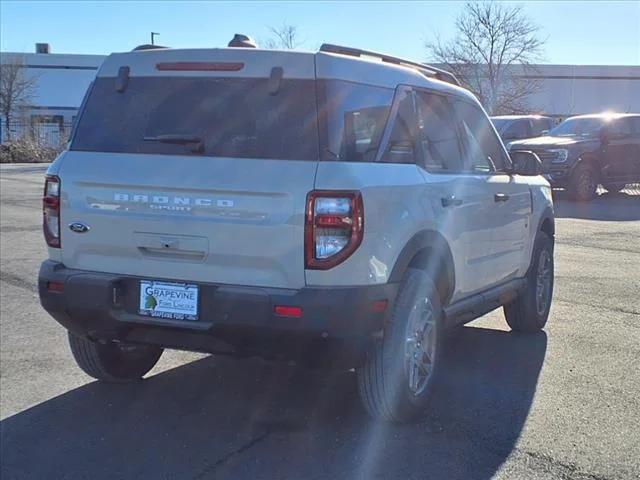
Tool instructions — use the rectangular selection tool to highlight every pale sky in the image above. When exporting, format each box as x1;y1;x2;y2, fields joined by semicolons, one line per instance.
1;1;639;65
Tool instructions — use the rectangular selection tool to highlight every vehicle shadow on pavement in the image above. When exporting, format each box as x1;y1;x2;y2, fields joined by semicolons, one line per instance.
0;326;547;480
554;191;640;221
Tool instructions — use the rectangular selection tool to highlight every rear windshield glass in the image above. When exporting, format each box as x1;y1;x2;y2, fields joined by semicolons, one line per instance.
71;76;319;160
318;80;394;162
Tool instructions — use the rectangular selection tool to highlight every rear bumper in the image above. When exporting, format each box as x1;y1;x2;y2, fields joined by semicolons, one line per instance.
39;261;398;359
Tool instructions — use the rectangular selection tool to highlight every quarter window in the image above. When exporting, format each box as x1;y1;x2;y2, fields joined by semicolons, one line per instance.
318;80;394;162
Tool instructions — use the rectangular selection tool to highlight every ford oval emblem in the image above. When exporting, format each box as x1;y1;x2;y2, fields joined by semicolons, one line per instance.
68;222;90;233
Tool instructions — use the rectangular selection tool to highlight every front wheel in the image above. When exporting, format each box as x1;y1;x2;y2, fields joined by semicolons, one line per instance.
356;268;443;422
68;332;163;382
504;233;554;333
567;162;598;201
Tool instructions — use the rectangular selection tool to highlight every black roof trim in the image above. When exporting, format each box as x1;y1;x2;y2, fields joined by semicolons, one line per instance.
132;44;169;52
319;44;460;87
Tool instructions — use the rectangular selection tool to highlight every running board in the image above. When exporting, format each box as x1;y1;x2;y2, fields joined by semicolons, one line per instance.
443;278;526;328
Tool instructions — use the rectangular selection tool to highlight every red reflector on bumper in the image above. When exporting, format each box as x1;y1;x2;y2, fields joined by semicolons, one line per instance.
274;305;303;318
371;300;388;313
47;281;64;293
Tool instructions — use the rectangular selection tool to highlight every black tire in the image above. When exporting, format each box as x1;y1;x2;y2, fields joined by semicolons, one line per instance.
567;162;598;201
603;183;625;193
357;268;443;423
68;332;163;382
504;233;554;333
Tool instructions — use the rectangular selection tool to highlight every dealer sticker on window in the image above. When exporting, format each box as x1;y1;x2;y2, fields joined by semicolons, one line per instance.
139;281;199;321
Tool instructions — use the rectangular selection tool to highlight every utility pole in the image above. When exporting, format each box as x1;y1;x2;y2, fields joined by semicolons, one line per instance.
151;32;160;45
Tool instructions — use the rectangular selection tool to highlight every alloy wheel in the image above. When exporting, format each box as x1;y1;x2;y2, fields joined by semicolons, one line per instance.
404;297;437;396
536;249;553;315
578;170;596;198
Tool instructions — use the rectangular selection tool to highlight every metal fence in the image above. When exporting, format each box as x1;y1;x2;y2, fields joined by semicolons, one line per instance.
0;122;73;148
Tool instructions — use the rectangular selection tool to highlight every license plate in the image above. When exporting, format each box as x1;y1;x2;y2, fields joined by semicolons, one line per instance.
139;280;199;321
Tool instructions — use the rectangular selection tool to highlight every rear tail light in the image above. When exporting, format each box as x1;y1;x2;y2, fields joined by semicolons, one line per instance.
43;175;61;248
305;191;364;270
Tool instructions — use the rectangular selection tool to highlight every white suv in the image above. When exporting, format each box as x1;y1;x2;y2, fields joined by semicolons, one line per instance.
39;42;554;422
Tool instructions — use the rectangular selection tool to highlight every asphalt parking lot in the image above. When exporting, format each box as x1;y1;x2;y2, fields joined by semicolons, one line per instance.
1;163;638;480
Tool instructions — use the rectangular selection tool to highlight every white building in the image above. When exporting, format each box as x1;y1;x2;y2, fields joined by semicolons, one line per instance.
0;45;103;143
522;64;640;119
1;44;639;143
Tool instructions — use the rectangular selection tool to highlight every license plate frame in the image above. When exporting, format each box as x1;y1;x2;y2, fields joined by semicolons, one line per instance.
138;280;199;321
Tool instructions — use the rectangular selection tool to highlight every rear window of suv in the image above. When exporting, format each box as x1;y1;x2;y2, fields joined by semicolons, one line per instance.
71;76;320;160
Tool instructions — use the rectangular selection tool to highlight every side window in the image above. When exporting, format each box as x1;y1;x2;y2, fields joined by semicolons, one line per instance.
380;88;418;164
532;118;550;136
607;118;633;137
503;119;531;139
415;91;464;172
546;118;556;133
453;100;510;173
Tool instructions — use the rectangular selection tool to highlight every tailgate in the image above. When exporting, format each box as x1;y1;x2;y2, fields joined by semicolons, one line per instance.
59;152;316;289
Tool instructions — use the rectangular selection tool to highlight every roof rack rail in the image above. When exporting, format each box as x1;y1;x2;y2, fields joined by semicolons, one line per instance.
132;44;169;52
319;43;460;87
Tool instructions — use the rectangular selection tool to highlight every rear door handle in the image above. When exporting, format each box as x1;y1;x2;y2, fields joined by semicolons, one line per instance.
441;196;463;207
494;193;510;202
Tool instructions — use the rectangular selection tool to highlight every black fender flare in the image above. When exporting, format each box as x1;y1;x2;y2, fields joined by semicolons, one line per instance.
389;229;456;306
529;206;555;272
568;151;602;178
536;206;555;239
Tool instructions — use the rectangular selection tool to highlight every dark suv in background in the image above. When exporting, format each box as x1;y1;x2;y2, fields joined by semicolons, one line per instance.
491;115;555;144
509;113;640;201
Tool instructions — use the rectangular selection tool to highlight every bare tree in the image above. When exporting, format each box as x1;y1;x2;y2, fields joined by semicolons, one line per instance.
0;56;38;139
263;22;303;50
426;2;545;114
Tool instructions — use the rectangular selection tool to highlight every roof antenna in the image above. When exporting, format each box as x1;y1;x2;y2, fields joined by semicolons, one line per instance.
228;34;258;48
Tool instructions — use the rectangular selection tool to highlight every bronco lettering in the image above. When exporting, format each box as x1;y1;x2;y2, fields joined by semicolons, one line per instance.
113;193;234;208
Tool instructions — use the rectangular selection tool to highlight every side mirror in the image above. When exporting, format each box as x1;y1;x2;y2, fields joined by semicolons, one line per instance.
509;150;543;176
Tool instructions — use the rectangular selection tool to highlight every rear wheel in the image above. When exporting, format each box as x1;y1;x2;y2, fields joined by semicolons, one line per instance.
68;332;163;382
567;162;598;201
504;233;554;333
357;268;442;422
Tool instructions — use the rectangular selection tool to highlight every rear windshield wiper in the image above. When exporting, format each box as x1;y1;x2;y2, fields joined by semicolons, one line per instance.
143;134;203;145
144;134;204;153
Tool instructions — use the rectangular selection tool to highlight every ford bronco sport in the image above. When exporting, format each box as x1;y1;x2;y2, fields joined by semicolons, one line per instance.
39;43;555;422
